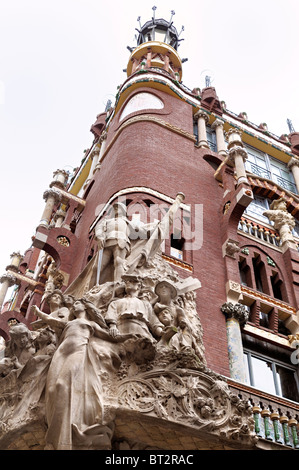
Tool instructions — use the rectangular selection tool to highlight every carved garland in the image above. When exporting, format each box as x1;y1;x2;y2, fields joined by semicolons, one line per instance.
117;367;257;445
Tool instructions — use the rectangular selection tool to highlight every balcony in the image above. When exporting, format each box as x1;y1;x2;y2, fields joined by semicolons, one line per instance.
228;379;299;449
238;216;281;249
245;161;298;195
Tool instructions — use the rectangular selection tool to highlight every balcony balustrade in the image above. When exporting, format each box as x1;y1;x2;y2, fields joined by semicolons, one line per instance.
228;379;299;449
245;161;298;194
238;217;282;248
274;175;298;194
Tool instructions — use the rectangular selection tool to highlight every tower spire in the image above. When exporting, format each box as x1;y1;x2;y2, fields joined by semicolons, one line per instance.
127;10;185;81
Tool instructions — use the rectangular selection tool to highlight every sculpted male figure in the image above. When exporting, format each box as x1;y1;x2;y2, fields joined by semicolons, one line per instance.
105;274;164;344
95;202;139;282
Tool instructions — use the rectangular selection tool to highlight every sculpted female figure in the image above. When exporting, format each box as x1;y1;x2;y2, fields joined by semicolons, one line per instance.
32;298;121;450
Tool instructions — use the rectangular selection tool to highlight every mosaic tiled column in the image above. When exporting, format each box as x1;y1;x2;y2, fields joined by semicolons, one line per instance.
221;302;249;382
6;252;23;272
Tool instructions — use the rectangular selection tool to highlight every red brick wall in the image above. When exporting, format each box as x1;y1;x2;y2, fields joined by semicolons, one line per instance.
72;88;231;376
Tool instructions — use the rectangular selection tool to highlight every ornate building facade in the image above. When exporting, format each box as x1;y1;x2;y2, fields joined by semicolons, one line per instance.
0;11;299;451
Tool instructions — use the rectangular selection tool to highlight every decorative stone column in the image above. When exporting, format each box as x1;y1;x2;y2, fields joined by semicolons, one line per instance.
96;131;108;169
211;118;227;157
227;128;248;185
39;189;61;228
0;273;17;309
194;110;209;149
50;169;69;189
287;157;299;194
263;197;296;250
221;302;249;382
83;146;100;189
6;252;23;272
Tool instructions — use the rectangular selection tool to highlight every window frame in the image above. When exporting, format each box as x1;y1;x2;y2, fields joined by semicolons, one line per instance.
244;144;297;194
243;348;299;402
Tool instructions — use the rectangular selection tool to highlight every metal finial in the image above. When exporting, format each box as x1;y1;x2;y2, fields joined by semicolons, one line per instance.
137;16;142;28
287;118;295;133
178;25;184;37
169;10;175;23
205;76;211;87
152;6;157;21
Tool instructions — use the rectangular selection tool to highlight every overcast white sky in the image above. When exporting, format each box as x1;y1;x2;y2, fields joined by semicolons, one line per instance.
0;0;299;282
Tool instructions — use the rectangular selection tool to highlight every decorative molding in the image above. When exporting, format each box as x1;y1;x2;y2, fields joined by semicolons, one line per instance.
222;239;240;259
243;323;290;348
240;286;296;315
117;367;257;447
161;254;193;272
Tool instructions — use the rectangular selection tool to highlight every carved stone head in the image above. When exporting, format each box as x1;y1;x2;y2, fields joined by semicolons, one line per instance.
121;274;141;295
155;280;177;301
46;289;65;308
109;202;127;218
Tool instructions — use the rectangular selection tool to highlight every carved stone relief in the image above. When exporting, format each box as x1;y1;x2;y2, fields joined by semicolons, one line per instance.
0;193;257;450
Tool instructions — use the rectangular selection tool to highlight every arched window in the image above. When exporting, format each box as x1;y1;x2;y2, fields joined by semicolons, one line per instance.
119;92;164;121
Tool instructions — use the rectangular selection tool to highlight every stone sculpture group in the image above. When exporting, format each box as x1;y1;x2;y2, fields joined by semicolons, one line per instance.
0;195;256;450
